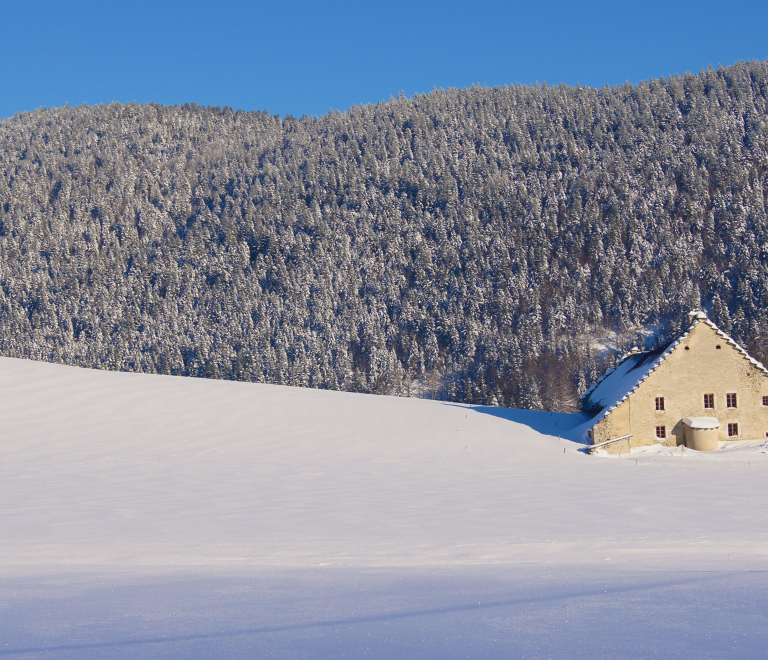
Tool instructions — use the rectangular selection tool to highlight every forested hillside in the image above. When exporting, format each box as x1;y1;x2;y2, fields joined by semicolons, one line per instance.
1;61;767;410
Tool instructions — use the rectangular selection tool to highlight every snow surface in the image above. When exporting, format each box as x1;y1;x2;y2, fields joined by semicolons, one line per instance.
1;357;767;658
682;416;721;429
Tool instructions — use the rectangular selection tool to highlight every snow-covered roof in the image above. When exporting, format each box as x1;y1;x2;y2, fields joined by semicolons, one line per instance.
580;314;768;426
580;342;673;417
682;417;720;429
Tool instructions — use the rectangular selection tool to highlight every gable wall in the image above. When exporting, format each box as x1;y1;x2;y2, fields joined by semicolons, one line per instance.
591;321;768;453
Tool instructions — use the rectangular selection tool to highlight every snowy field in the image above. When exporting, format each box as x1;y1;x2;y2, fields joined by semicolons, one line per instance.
0;357;767;658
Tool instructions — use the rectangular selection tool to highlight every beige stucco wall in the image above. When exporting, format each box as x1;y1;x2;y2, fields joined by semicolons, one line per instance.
590;321;768;454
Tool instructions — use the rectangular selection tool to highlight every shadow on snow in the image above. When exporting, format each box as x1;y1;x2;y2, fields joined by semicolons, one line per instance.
467;406;593;444
0;574;722;655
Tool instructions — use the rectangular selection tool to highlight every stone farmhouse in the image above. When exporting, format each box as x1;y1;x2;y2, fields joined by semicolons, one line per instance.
582;311;768;454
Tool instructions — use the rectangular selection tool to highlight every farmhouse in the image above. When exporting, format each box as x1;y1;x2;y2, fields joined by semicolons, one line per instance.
582;311;768;454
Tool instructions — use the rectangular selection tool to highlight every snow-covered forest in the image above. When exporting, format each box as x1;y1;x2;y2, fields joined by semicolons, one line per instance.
1;60;767;410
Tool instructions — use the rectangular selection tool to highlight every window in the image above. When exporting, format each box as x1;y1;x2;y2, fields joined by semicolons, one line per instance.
726;393;738;408
656;426;666;439
763;396;768;407
703;394;714;409
655;396;665;411
728;423;739;437
716;345;722;349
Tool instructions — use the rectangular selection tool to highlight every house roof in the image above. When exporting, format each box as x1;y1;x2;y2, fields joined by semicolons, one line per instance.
580;313;768;424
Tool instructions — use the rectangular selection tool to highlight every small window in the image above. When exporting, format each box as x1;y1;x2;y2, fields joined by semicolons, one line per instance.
728;423;739;437
763;396;768;407
716;345;722;349
703;393;715;409
656;425;666;439
684;346;690;350
655;396;665;411
726;393;738;408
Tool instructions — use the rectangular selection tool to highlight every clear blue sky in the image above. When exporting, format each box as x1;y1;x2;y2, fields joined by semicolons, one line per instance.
2;0;767;120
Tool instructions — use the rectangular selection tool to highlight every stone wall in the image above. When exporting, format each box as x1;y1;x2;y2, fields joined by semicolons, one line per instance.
590;321;768;454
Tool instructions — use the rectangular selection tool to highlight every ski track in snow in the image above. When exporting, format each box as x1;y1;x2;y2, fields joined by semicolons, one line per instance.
0;357;766;658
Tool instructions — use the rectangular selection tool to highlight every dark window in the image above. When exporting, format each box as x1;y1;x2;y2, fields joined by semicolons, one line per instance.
656;426;666;439
655;396;665;411
684;346;690;350
726;393;737;408
763;396;768;407
728;423;739;437
704;394;714;409
716;345;722;349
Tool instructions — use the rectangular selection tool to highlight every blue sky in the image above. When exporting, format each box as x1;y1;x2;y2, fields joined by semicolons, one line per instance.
1;0;766;120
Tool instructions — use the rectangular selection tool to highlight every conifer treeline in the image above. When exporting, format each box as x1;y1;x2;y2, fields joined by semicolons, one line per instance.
1;61;767;410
